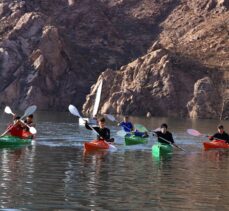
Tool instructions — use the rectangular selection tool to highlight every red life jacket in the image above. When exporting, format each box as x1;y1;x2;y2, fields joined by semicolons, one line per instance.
7;124;33;139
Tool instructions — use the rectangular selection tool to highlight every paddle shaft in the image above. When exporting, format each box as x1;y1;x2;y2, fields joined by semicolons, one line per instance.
152;131;185;151
188;129;229;143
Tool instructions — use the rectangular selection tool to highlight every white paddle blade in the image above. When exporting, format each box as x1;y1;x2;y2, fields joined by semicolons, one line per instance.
153;127;161;132
108;144;117;152
22;105;37;119
92;80;103;117
117;130;126;137
68;104;82;118
105;114;116;122
4;106;15;115
29;127;37;134
187;129;201;136
134;124;148;132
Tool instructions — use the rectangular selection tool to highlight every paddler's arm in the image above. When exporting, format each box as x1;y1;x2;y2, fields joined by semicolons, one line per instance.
84;122;104;139
169;132;175;144
85;121;92;130
105;128;110;140
208;133;216;141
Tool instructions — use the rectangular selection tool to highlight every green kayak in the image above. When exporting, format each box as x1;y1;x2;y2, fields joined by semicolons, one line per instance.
125;134;148;145
152;143;173;157
0;135;32;147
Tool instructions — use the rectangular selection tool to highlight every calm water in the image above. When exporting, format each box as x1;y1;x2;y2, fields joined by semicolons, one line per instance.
0;111;229;210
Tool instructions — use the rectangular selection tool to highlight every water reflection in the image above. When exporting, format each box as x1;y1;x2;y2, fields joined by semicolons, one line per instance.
0;145;36;209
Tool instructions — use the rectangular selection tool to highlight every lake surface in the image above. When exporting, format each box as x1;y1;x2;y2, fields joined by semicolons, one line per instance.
0;111;229;210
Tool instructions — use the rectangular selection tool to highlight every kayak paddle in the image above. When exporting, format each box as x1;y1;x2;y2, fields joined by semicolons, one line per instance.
20;105;37;134
105;114;117;122
5;105;37;134
21;105;37;120
69;104;115;144
105;114;134;132
186;129;206;137
1;105;37;136
134;124;149;132
151;130;185;151
68;104;100;136
186;128;227;142
4;106;15;116
117;130;126;137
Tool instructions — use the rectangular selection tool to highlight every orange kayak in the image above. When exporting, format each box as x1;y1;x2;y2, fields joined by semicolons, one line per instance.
84;140;111;151
203;140;229;150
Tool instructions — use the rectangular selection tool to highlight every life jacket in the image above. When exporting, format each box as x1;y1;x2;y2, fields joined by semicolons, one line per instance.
7;124;33;139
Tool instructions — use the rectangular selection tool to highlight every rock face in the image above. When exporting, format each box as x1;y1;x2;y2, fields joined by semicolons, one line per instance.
83;0;229;119
83;45;222;117
0;0;228;118
187;76;221;119
0;0;178;110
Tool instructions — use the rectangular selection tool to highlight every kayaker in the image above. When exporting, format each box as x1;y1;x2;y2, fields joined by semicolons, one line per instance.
6;116;25;137
118;116;134;132
154;123;174;145
24;114;35;127
85;117;114;142
209;125;229;143
119;116;149;137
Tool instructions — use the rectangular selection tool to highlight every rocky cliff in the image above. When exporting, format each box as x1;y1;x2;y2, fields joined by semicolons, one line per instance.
0;0;228;118
83;44;223;118
83;0;229;119
0;0;176;110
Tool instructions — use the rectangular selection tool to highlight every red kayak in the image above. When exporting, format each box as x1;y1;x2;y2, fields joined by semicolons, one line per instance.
84;140;116;151
203;140;229;150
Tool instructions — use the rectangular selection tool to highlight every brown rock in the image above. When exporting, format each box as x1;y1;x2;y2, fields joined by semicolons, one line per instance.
83;47;208;117
187;77;221;119
0;0;228;119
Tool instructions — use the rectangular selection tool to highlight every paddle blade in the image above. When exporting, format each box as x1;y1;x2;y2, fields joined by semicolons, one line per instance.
4;106;15;115
187;129;201;136
117;130;126;137
29;127;37;134
92;80;103;117
22;105;37;119
105;114;116;122
134;124;148;132
68;104;82;118
108;144;117;152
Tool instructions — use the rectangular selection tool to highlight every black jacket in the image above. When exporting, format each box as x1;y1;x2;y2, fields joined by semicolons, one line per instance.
85;122;110;140
155;131;174;144
209;132;229;143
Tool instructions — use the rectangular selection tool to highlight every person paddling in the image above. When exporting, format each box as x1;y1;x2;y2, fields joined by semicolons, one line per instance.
154;123;175;145
24;114;36;127
6;116;25;137
118;116;148;137
85;117;114;142
209;125;229;144
118;116;134;132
